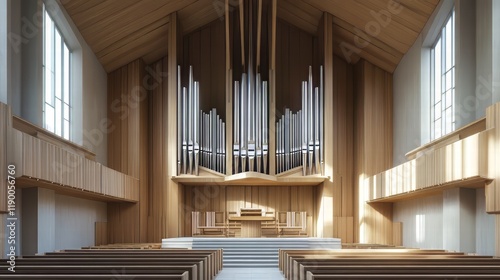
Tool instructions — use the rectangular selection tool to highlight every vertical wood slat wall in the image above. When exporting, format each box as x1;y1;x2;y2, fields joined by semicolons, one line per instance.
354;59;394;244
107;58;148;243
183;185;315;237
365;131;488;201
331;55;354;243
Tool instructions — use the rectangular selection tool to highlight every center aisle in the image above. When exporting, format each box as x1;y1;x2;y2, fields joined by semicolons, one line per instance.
214;267;285;280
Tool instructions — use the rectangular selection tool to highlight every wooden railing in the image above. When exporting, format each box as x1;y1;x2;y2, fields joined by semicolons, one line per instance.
1;103;138;203
366;131;490;202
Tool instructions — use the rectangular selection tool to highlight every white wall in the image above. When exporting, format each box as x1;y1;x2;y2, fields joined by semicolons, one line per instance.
393;194;444;250
21;188;107;254
55;194;107;250
393;35;423;165
4;0;108;164
0;0;22;113
392;0;498;254
476;188;496;255
394;189;495;255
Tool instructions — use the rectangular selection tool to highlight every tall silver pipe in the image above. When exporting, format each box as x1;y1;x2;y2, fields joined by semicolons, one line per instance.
256;74;262;173
319;65;324;175
217;117;221;172
284;108;290;171
302;81;307;176
212;108;218;171
188;67;194;174
234;81;240;174
182;87;188;175
276;119;281;173
262;82;268;174
314;87;320;175
222;121;226;174
307;67;314;175
177;66;182;175
194;82;200;175
240;74;247;172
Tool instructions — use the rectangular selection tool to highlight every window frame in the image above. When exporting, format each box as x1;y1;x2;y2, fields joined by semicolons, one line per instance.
430;9;455;141
42;3;72;140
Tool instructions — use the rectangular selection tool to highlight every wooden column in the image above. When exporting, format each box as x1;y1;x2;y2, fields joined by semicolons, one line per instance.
107;59;148;243
354;59;393;244
166;12;181;237
268;0;277;175
315;12;334;238
148;57;169;241
225;0;233;175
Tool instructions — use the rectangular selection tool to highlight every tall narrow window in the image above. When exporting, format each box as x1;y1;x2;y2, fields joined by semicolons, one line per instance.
430;10;455;140
43;4;71;140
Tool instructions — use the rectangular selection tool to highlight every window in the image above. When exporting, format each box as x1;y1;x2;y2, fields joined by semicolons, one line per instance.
43;4;71;140
430;10;455;140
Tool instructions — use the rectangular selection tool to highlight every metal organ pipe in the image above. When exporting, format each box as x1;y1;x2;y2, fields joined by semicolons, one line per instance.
276;65;324;175
177;65;226;175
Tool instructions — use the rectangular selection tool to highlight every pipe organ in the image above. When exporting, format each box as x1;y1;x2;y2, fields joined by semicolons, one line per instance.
276;66;324;175
177;66;226;175
233;73;269;174
176;0;324;178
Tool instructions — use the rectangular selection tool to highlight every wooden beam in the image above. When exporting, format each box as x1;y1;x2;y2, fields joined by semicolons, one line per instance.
225;0;233;175
268;0;277;175
166;12;181;237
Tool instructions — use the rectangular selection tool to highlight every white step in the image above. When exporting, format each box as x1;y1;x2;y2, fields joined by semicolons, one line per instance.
162;237;341;268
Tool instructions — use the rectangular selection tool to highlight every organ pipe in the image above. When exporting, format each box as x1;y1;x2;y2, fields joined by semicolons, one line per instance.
178;65;226;175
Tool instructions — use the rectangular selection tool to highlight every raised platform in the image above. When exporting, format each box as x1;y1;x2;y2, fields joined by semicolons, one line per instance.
162;237;341;267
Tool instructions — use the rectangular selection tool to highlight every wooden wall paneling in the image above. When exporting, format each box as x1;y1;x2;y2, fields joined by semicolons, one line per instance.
318;12;334;238
251;186;259;209
290;186;298;211
270;186;279;213
226;0;233;175
107;58;148;243
269;0;277;175
166;12;181;237
148;57;167;241
354;59;394;244
393;221;402;246
244;186;252;208
139;60;149;241
95;221;108;246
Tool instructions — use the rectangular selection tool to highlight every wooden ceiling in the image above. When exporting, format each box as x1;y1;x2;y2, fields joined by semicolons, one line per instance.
61;0;439;73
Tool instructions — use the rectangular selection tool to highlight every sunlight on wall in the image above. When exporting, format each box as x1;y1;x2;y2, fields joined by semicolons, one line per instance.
416;214;426;243
358;173;367;243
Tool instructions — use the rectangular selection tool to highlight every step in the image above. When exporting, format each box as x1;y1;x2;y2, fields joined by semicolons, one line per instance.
163;237;341;268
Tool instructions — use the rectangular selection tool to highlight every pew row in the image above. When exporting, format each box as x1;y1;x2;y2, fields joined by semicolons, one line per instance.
279;249;500;280
0;248;222;280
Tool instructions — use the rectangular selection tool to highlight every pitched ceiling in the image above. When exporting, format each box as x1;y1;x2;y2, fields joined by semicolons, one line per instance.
61;0;439;73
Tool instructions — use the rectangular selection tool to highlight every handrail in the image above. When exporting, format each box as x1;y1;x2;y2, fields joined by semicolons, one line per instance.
12;115;96;160
405;117;485;160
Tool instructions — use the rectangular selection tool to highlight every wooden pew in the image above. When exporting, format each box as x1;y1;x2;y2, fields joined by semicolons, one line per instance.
0;273;189;279
45;248;223;274
279;248;457;276
278;248;500;280
15;257;208;280
0;248;222;280
305;270;500;279
294;258;500;280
